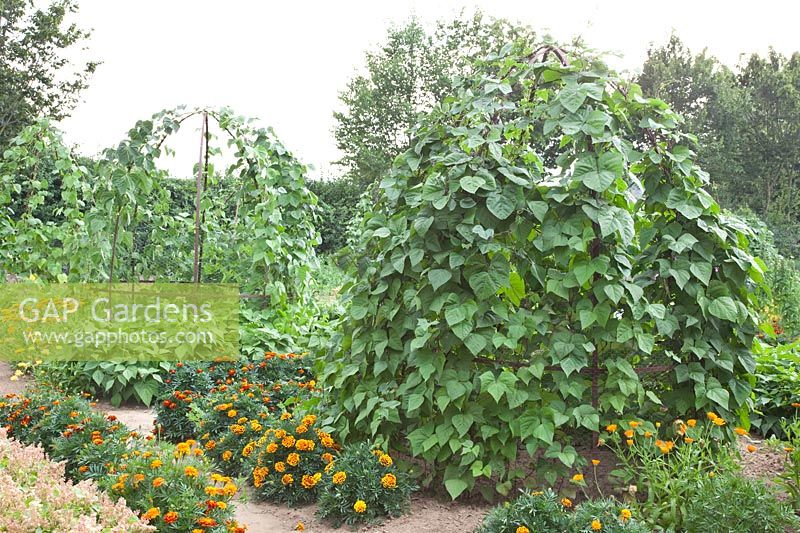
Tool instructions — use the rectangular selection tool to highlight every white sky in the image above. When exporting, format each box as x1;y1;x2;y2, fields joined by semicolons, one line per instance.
58;0;800;180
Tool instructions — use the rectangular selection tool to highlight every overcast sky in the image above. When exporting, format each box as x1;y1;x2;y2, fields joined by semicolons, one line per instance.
59;0;799;180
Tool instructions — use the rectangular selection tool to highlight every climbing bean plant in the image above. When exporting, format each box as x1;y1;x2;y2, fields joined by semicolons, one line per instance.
323;44;767;499
0;120;88;280
77;106;320;300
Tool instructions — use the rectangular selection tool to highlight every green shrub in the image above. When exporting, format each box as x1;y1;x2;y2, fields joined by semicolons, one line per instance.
682;473;798;532
325;43;766;499
776;416;800;510
569;499;651;533
317;442;416;527
308;177;363;253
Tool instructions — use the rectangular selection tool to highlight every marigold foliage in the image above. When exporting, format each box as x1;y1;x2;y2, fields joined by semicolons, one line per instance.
324;44;766;498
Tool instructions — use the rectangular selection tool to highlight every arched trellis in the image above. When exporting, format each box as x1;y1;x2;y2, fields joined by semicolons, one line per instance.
78;106;320;301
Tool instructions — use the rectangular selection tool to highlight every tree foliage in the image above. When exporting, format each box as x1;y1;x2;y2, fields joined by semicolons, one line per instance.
323;44;766;499
334;11;535;188
0;0;97;148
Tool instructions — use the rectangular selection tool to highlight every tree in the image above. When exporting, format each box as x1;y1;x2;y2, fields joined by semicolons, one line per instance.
333;11;536;188
323;44;765;499
0;0;97;148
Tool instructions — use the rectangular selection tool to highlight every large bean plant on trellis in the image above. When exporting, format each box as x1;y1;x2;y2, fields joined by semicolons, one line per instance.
323;44;767;499
0;107;320;301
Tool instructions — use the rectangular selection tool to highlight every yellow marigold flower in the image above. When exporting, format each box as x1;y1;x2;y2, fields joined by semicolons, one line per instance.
266;442;278;453
713;417;726;426
516;527;530;533
378;454;393;467
571;473;584;482
381;473;397;489
227;409;237;418
222;482;238;496
626;439;634;446
231;424;245;435
275;461;286;473
687;419;697;427
287;453;301;467
150;459;163;469
152;477;165;487
591;518;602;531
281;474;294;485
684;437;694;444
332;471;346;485
321;452;334;464
280;412;292;421
353;500;367;513
275;429;287;439
561;497;572;508
217;501;227;510
253;466;269;488
605;424;617;432
321;435;335;448
222;450;233;461
250;420;262;432
735;427;748;436
282;435;296;448
301;414;317;426
296;424;308;434
591;459;600;466
142;507;160;521
620;508;631;521
242;442;255;457
624;429;634;438
237;417;248;425
184;466;199;477
706;412;718;421
628;421;640;428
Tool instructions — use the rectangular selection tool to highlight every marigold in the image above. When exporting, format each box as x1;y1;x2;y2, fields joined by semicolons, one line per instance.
628;421;640;428
332;471;346;485
321;452;334;464
266;442;279;453
591;459;600;466
287;452;301;466
280;412;292;421
222;450;233;461
378;453;393;467
296;522;305;531
572;473;584;482
185;466;199;477
712;417;726;426
684;437;694;444
153;477;165;487
687;419;697;427
282;474;294;485
353;500;367;513
626;439;634;446
197;517;217;527
301;473;321;489
381;473;397;489
227;409;237;418
296;439;315;452
620;508;632;521
735;427;748;436
275;461;286;472
242;442;255;457
282;435;296;448
605;424;618;432
624;429;634;438
142;507;160;521
747;444;757;453
163;511;179;524
591;518;602;531
516;527;530;533
706;412;718;421
561;497;572;508
296;424;308;434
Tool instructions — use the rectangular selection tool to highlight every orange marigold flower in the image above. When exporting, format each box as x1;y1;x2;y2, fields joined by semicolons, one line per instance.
184;466;199;477
605;424;618;432
282;435;296;448
624;429;634;438
227;409;237;418
266;442;278;453
321;452;334;464
591;459;600;466
332;471;346;485
281;474;294;485
747;444;757;453
687;419;697;427
296;439;315;452
381;473;397;489
78;465;89;473
706;412;718;421
712;417;726;427
516;527;530;533
222;450;233;461
287;453;301;466
275;461;286;473
153;477;165;487
591;519;602;531
620;508;632;521
626;439;634;446
142;507;160;521
280;412;292;421
735;427;748;436
163;511;179;524
561;497;572;508
301;473;321;489
628;421;640;428
378;454;393;467
571;473;584;482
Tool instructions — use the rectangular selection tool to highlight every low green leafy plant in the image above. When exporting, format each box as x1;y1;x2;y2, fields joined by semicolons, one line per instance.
317;442;416;527
475;490;649;533
776;416;800;510
602;414;739;531
682;472;799;532
751;340;800;438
